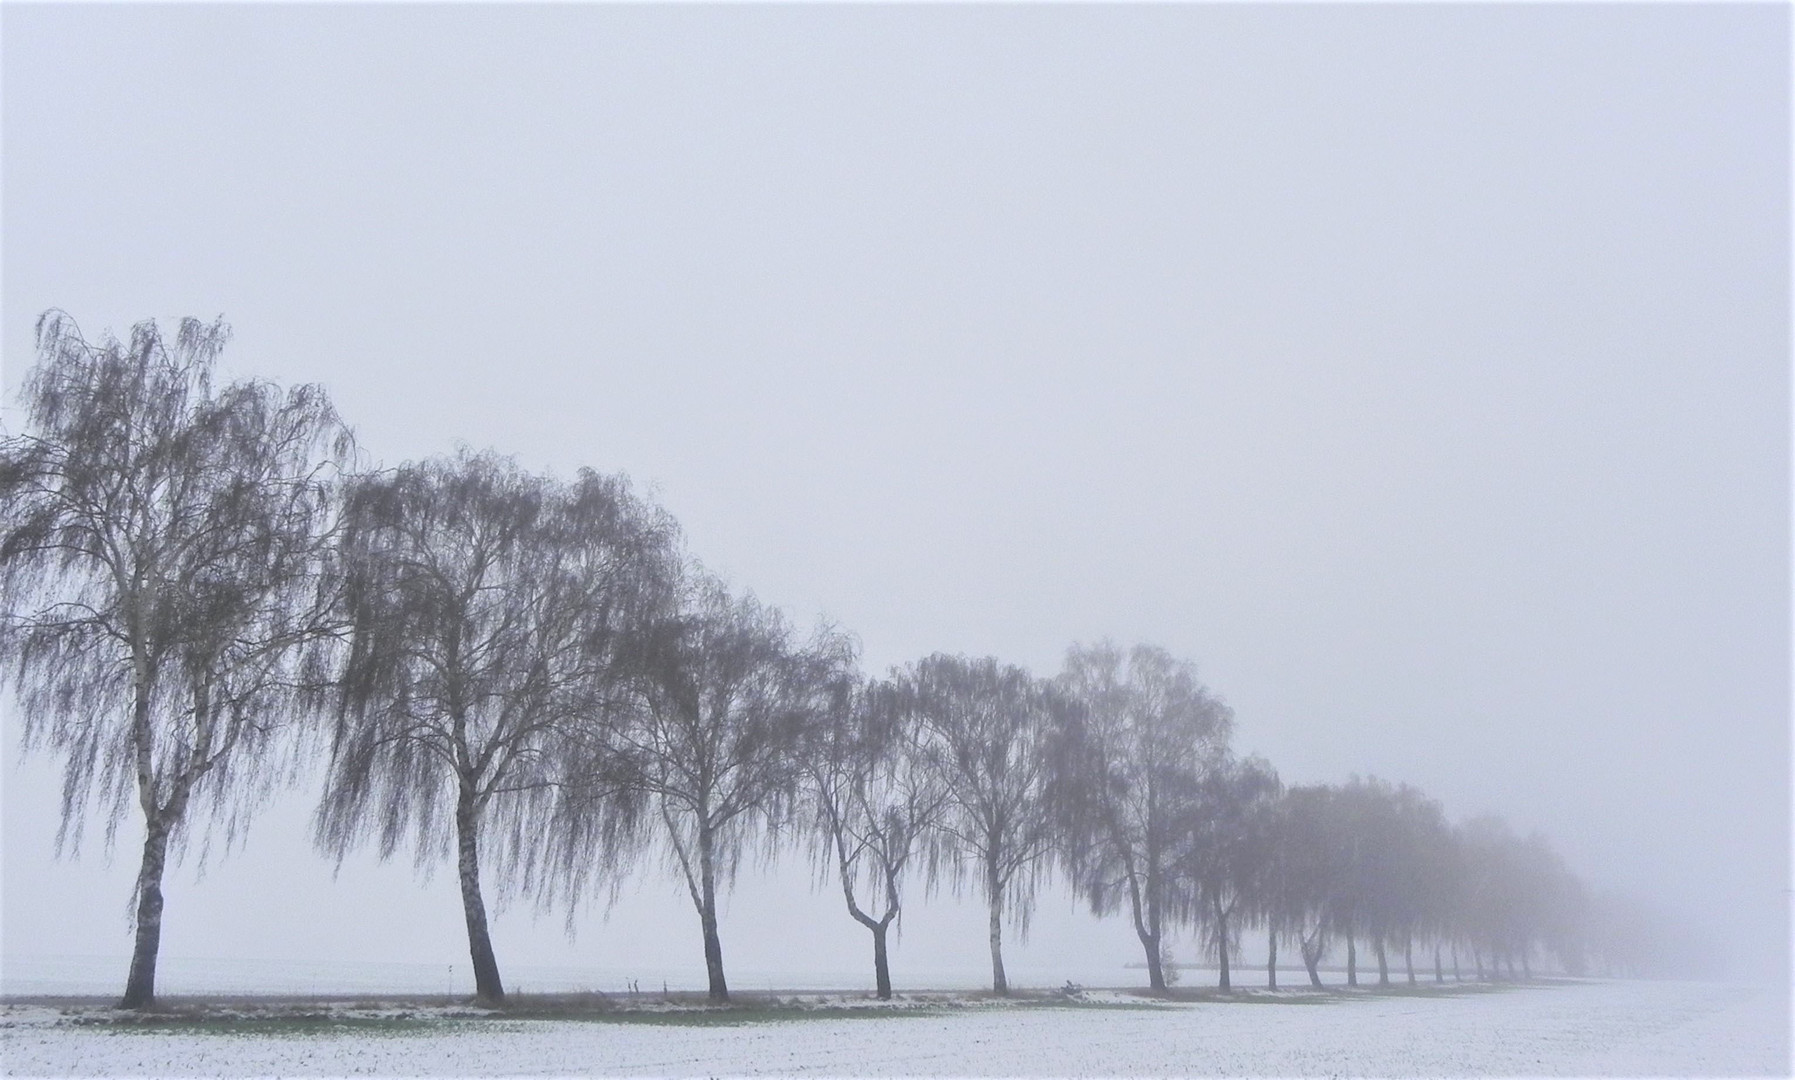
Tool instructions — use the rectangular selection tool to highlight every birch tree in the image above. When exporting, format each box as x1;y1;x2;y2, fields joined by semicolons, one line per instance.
1454;815;1584;981
901;654;1062;995
801;676;947;999
1055;642;1232;991
1178;754;1281;990
1263;784;1342;987
614;577;846;1002
315;450;674;1004
1382;782;1455;985
0;311;351;1008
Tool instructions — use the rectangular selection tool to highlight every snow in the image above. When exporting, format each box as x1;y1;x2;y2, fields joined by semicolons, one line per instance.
2;979;1787;1077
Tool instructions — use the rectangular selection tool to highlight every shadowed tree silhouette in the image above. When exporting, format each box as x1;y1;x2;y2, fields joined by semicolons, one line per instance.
314;450;674;1005
801;674;948;999
611;576;847;1003
1178;753;1281;990
1054;642;1233;992
0;311;352;1009
901;654;1063;995
1263;784;1345;987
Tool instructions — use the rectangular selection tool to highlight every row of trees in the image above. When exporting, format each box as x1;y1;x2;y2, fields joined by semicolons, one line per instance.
0;314;1615;1009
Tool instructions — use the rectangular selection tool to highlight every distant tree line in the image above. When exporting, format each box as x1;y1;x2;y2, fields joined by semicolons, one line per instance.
0;314;1667;1009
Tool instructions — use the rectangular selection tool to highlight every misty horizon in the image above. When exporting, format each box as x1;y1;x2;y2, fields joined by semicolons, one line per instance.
2;0;1788;1012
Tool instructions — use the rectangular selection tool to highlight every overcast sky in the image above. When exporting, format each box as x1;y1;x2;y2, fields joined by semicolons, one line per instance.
2;4;1788;988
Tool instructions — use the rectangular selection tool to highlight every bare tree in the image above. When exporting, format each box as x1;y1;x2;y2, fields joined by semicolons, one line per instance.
0;312;351;1008
900;654;1062;995
1316;776;1450;987
1178;753;1281;990
1263;784;1342;988
1454;814;1586;981
315;450;674;1004
801;675;947;999
1379;782;1455;985
612;576;844;1003
1054;642;1233;992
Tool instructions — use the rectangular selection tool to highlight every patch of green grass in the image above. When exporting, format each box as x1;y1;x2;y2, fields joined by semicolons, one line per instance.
49;980;1527;1034
1031;999;1178;1011
72;1014;447;1038
1340;982;1512;999
1115;987;1334;1005
556;1005;947;1027
493;998;1178;1024
1110;982;1516;1005
1184;993;1336;1006
61;1003;949;1033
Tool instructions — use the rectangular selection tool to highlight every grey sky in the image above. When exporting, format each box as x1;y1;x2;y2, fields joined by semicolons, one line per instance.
2;4;1788;985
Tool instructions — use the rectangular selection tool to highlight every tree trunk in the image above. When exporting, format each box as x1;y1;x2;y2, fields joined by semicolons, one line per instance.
699;831;729;1003
699;902;728;1001
120;819;173;1009
871;920;892;1000
1302;933;1324;988
1131;899;1164;992
1215;899;1231;991
1452;943;1462;981
1347;932;1358;986
1139;928;1165;991
1521;952;1531;980
1267;927;1278;990
1404;937;1415;985
1126;864;1165;991
987;894;1008;995
1375;938;1389;987
1434;943;1444;983
833;818;899;1001
455;796;505;1004
990;853;1005;990
1474;948;1485;981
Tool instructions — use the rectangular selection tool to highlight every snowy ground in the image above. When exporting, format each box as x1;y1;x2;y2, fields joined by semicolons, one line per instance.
2;979;1787;1077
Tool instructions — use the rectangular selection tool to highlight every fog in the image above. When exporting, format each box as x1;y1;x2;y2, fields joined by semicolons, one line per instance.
2;4;1787;989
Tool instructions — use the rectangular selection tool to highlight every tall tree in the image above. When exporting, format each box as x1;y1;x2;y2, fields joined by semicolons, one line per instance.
314;450;674;1004
1323;777;1400;986
901;654;1061;995
613;577;843;1003
1328;778;1401;986
1264;784;1343;987
1178;754;1281;990
1054;642;1233;991
0;312;351;1008
1381;782;1456;985
1454;815;1586;980
801;675;947;999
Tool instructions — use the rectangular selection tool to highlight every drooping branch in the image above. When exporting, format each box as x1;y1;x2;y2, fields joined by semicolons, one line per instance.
0;310;353;1007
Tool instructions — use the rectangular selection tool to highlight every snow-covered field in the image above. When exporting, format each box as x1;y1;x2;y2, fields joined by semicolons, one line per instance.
2;979;1787;1077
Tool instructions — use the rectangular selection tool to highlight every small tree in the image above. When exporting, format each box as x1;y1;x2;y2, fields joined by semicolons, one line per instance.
800;676;947;999
614;576;843;1002
315;450;674;1004
1054;642;1233;991
0;312;351;1008
901;653;1061;995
